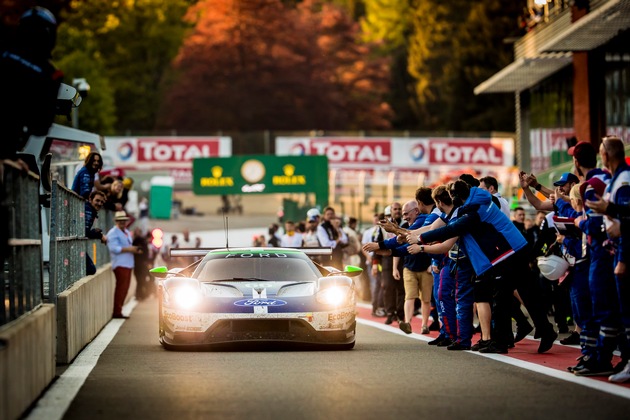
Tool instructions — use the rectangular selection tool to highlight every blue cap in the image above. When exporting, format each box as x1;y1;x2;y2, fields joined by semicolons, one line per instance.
553;172;579;186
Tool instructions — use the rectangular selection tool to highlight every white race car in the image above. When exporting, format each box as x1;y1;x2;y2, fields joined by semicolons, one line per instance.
150;247;362;350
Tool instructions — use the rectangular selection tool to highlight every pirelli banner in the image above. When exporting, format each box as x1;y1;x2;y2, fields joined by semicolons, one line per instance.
193;155;328;202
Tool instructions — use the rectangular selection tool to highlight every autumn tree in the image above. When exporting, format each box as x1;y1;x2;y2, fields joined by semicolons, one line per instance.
157;0;391;131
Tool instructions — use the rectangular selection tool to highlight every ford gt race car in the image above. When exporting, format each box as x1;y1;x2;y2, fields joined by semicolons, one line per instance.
149;247;362;350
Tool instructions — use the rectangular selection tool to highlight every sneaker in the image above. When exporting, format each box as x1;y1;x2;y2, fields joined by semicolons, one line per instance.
573;359;614;377
609;360;630;383
447;342;471;351
399;322;412;334
559;331;580;345
514;323;533;343
428;335;447;346
537;330;558;354
436;338;454;347
568;355;588;373
471;339;491;352
479;341;508;354
373;308;387;317
421;327;430;334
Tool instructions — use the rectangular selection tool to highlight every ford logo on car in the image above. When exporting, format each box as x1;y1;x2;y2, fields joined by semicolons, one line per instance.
234;299;288;307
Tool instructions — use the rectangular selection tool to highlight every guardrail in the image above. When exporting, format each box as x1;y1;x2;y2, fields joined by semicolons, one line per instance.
0;161;43;326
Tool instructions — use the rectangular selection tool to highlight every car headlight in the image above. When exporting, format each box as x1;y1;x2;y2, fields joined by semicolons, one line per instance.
316;286;350;306
171;285;202;310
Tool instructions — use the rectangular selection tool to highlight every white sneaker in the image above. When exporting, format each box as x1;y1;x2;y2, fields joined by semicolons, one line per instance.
608;360;630;383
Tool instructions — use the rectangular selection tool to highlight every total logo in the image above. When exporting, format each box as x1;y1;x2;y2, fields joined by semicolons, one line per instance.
199;165;234;187
117;142;134;161
430;141;503;165
309;140;391;164
289;143;307;156
409;143;426;162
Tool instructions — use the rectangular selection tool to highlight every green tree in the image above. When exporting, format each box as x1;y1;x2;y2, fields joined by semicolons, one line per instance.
53;0;193;133
407;0;521;131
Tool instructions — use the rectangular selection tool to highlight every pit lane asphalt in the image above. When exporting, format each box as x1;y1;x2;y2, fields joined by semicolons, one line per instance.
36;295;629;420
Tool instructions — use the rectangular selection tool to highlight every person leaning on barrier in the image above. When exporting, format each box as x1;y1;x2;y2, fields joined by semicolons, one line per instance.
85;190;108;275
72;152;104;200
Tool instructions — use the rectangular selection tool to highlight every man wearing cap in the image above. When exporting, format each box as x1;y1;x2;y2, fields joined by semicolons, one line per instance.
107;211;142;319
303;209;321;248
520;172;579;212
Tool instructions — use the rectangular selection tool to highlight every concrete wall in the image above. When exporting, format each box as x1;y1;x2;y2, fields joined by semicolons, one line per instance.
56;264;115;364
0;304;56;420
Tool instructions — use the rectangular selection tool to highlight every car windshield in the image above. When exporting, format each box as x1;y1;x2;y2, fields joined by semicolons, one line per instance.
193;254;321;283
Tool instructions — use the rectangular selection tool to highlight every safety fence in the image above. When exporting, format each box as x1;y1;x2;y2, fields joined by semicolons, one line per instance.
48;181;114;304
0;161;43;325
1;164;115;326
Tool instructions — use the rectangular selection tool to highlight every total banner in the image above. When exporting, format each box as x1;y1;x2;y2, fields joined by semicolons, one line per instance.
275;137;514;184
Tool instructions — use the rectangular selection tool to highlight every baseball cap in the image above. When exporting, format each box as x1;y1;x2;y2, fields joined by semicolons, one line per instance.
306;208;320;220
384;205;391;216
579;177;606;203
553;172;579;186
568;141;597;168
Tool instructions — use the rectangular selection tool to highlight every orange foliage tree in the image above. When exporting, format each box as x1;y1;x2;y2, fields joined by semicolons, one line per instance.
157;0;392;131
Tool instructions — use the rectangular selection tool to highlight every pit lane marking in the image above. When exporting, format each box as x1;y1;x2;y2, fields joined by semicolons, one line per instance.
356;302;630;400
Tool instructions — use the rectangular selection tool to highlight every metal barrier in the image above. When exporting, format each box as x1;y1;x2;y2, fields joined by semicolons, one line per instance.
48;180;87;304
86;209;113;268
1;161;43;326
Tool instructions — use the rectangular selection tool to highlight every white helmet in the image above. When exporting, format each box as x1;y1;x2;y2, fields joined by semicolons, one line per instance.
537;255;569;280
306;208;320;219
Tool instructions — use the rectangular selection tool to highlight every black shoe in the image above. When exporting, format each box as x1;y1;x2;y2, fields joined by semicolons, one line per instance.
428;335;446;346
568;355;589;373
399;322;412;334
112;314;129;319
514;323;534;343
538;330;558;354
559;331;580;345
573;360;614;377
447;342;471;351
385;315;395;325
471;339;491;352
479;341;508;354
429;321;440;331
436;338;454;347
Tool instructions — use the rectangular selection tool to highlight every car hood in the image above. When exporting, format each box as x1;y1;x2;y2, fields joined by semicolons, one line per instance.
201;280;316;298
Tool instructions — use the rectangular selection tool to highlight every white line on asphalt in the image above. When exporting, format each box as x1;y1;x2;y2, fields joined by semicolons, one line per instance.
25;300;138;420
356;303;630;400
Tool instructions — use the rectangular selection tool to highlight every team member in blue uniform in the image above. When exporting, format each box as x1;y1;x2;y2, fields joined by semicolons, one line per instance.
598;137;630;383
555;183;597;370
416;181;557;353
364;200;432;334
408;184;475;350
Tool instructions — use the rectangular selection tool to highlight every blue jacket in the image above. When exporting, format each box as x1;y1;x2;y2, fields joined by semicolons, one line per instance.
383;213;431;271
72;166;95;200
420;187;527;276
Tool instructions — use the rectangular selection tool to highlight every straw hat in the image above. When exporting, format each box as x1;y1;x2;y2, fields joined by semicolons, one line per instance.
114;211;130;221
